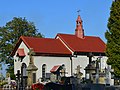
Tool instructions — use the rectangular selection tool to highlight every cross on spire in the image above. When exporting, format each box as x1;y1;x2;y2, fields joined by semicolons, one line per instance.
77;10;81;15
75;10;84;39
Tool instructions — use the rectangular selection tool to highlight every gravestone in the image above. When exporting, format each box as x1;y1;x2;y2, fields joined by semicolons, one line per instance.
60;65;66;77
60;64;68;77
75;65;83;84
105;65;112;85
76;65;83;79
50;73;57;82
96;58;100;84
27;48;38;86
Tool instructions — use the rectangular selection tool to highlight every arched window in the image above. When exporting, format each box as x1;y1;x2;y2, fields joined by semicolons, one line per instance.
21;63;27;76
42;64;46;81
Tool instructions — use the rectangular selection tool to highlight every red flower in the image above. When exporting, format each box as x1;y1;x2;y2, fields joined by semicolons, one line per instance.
32;83;44;90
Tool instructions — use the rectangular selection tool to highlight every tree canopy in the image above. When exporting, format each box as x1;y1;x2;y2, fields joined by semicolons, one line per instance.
0;17;44;79
105;0;120;77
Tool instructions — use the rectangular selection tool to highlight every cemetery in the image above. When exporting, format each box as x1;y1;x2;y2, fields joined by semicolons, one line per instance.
0;57;119;90
0;0;120;89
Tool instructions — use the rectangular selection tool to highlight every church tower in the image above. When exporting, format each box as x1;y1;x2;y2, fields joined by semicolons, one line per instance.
75;15;84;38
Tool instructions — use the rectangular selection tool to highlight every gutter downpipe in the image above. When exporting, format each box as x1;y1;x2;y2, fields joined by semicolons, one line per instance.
70;53;77;76
70;55;73;76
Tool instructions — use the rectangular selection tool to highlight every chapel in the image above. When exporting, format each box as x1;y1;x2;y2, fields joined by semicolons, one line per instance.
11;15;112;85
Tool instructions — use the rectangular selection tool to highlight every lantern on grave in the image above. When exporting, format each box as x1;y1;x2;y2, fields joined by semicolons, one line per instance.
84;61;96;82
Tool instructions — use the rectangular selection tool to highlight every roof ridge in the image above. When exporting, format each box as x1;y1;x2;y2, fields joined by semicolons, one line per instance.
57;33;101;38
21;36;56;40
57;33;74;36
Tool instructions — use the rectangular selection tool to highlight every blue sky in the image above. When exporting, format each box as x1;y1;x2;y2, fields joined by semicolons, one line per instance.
0;0;112;42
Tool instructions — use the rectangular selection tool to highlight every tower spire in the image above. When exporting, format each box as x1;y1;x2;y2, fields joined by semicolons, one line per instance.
75;11;84;38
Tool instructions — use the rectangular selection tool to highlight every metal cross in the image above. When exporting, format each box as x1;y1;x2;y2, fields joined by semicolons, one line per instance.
77;10;81;15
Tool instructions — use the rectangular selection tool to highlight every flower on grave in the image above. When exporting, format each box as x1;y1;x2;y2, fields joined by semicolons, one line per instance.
32;83;44;90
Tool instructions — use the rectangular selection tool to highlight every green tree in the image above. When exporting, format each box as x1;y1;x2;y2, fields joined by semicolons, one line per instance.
0;17;44;79
105;0;120;77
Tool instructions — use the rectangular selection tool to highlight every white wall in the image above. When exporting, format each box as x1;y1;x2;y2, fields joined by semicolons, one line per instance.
72;55;108;77
14;41;30;74
34;56;71;81
72;55;89;77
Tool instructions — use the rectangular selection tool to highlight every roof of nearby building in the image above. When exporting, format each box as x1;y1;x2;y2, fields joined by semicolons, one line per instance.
56;33;106;53
11;36;72;56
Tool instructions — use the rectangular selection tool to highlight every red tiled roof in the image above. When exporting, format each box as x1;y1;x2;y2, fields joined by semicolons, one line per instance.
17;48;26;57
11;36;72;56
11;33;106;56
56;33;106;53
50;65;61;73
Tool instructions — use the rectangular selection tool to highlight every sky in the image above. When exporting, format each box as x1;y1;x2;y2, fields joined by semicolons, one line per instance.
0;0;112;42
0;0;112;76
